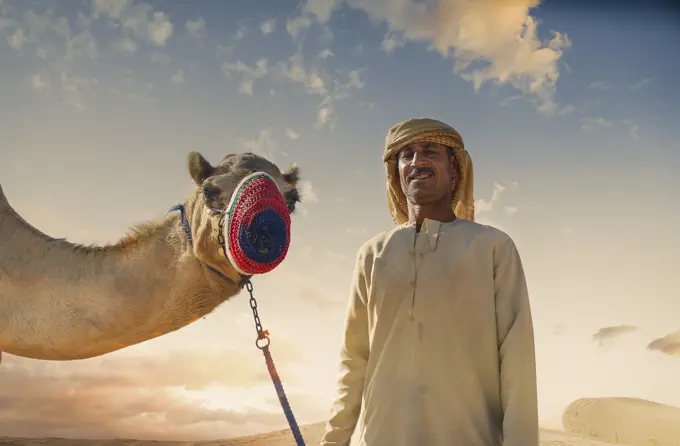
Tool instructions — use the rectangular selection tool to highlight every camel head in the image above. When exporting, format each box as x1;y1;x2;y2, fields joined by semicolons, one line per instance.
184;151;301;282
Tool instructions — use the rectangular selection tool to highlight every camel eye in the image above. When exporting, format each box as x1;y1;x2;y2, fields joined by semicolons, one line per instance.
202;184;221;202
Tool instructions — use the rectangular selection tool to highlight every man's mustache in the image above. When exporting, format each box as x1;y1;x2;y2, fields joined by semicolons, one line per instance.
408;167;435;180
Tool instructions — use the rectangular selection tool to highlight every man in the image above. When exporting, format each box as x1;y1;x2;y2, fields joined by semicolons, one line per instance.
320;118;539;446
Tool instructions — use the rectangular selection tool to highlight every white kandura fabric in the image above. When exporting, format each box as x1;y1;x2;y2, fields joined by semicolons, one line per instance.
320;219;539;446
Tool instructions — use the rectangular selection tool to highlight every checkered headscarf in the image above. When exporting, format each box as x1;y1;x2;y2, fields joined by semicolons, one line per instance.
383;117;475;225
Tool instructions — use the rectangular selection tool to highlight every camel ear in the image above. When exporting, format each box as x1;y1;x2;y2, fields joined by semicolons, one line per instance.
282;163;300;187
188;152;215;185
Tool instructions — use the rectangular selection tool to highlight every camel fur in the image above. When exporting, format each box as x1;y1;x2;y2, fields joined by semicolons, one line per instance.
0;152;301;362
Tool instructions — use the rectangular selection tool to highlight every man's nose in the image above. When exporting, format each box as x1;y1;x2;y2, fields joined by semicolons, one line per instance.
411;151;428;166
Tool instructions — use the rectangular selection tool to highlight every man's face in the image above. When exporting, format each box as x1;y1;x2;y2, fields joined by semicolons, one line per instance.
397;141;455;205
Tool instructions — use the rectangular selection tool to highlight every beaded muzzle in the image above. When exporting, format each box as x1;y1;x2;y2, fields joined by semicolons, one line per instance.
223;172;291;276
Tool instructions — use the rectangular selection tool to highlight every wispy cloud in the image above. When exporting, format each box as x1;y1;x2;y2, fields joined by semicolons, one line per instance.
111;37;138;54
91;0;174;47
286;15;312;40
0;1;179;109
276;53;365;129
648;331;680;357
587;81;611;91
475;181;518;215
298;180;319;204
222;58;268;95
170;68;184;84
285;128;300;140
29;72;50;92
260;18;276;35
238;128;278;160
581;117;641;140
381;32;406;54
592;325;638;347
581;117;614;133
318;48;333;59
622;119;640;140
185;16;206;39
0;347;304;440
628;78;652;92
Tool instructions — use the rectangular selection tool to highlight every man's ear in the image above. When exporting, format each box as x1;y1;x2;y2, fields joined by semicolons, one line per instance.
282;163;300;187
188;152;215;186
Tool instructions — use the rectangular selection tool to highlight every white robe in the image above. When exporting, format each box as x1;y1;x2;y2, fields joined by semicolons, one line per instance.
320;218;539;446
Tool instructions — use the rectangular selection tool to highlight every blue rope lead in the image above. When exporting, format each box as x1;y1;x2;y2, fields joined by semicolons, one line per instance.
262;344;306;445
168;204;305;445
245;280;306;446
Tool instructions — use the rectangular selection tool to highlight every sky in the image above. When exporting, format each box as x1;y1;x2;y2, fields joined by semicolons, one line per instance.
0;0;679;441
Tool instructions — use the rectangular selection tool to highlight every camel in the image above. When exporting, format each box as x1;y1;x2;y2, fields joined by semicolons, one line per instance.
0;152;301;363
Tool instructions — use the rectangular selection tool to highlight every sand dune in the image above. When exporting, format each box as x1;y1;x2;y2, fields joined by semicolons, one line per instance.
4;397;680;446
563;397;680;446
0;422;635;446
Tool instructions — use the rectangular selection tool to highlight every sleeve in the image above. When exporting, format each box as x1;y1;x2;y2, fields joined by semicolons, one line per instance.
494;238;539;446
320;249;371;446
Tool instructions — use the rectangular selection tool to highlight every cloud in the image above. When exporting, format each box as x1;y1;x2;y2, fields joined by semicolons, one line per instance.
318;48;334;59
238;128;278;161
296;0;571;115
504;206;518;216
475;181;518;215
214;25;248;61
647;331;680;357
0;347;304;440
278;53;327;96
170;68;184;84
628;78;651;92
580;117;614;133
222;58;268;95
581;118;640;140
587;81;611;91
276;53;365;129
151;50;171;65
186;16;205;39
0;2;176;109
302;0;340;22
381;32;406;54
622;119;640;140
294;180;319;217
298;283;342;309
91;0;174;47
345;226;368;235
281;270;346;309
29;72;50;92
286;15;313;40
65;29;99;62
8;26;25;49
316;106;333;128
591;325;638;347
285;128;301;140
111;37;138;53
298;180;319;204
260;18;277;35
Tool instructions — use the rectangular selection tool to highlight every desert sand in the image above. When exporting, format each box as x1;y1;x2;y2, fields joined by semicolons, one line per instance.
2;397;680;446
